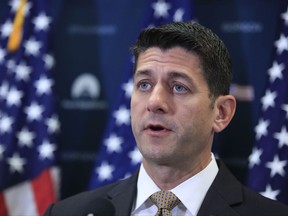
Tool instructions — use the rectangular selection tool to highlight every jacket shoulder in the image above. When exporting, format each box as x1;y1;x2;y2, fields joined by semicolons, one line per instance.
198;160;288;216
44;178;132;216
237;185;288;215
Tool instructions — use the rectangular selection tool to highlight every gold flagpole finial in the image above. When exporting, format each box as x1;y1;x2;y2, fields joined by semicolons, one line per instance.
7;0;27;52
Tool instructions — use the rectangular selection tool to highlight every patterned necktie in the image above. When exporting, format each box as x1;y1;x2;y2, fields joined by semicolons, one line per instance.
150;191;180;216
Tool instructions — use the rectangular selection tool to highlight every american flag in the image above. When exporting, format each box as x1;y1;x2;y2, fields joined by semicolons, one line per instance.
89;0;193;189
247;4;288;204
0;0;60;215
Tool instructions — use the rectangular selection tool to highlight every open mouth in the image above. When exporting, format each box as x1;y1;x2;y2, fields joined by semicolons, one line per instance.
144;123;171;136
146;124;170;132
149;125;165;131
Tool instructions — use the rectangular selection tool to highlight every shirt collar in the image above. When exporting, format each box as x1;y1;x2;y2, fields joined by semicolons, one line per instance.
134;163;161;210
134;154;219;215
171;154;218;215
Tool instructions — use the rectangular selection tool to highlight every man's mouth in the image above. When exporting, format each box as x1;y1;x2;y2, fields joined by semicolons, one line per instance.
145;124;171;134
149;124;165;131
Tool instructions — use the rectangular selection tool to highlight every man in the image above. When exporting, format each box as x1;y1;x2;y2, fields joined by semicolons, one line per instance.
45;22;288;216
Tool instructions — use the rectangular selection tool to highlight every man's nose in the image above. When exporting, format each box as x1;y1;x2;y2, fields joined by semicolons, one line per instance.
146;85;169;114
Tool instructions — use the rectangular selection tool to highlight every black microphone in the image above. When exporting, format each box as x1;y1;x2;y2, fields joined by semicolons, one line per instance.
83;198;115;216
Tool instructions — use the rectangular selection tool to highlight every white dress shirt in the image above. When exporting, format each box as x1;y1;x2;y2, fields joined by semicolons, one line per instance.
130;154;219;216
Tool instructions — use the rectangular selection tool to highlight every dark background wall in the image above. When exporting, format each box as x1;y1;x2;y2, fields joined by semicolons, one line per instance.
51;0;286;199
1;0;285;199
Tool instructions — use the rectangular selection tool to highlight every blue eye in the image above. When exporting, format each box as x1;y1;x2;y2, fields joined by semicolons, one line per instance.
139;82;151;91
173;85;187;93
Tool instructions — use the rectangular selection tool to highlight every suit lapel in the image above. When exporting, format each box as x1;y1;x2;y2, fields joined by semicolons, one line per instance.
197;160;243;216
102;161;243;216
106;171;139;216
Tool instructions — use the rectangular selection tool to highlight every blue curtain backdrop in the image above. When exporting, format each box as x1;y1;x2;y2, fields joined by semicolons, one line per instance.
1;0;286;199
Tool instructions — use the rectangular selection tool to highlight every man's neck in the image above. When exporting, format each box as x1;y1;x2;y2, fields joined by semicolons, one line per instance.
142;155;212;191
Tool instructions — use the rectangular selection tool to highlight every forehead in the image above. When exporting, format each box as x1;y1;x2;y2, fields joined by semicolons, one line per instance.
135;47;204;79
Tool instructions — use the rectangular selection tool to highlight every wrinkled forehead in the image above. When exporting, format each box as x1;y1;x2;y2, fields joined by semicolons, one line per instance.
135;47;204;76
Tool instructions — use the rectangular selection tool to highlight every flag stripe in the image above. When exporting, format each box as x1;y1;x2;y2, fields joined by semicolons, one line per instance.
31;169;56;216
0;193;8;216
4;181;38;216
0;0;60;214
0;168;57;216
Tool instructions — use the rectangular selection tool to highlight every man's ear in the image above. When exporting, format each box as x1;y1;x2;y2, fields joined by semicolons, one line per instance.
213;95;236;133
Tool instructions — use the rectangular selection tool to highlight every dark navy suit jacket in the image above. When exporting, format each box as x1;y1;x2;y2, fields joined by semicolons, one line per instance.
44;160;288;216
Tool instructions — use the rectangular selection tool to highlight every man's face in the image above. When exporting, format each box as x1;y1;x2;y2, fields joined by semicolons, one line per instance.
131;47;218;168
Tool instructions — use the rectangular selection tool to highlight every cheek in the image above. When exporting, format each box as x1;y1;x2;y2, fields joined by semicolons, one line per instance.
130;108;138;132
131;94;147;118
178;106;213;135
130;95;137;115
131;100;140;120
130;98;143;132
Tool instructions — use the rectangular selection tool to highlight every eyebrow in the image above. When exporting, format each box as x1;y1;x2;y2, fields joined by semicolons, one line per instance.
167;71;193;82
135;70;192;80
134;70;195;86
134;69;151;77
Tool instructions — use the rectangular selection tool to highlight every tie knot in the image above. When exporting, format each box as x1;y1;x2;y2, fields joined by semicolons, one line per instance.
150;191;180;211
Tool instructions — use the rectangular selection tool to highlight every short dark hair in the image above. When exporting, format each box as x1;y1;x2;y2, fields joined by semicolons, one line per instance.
131;21;232;98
